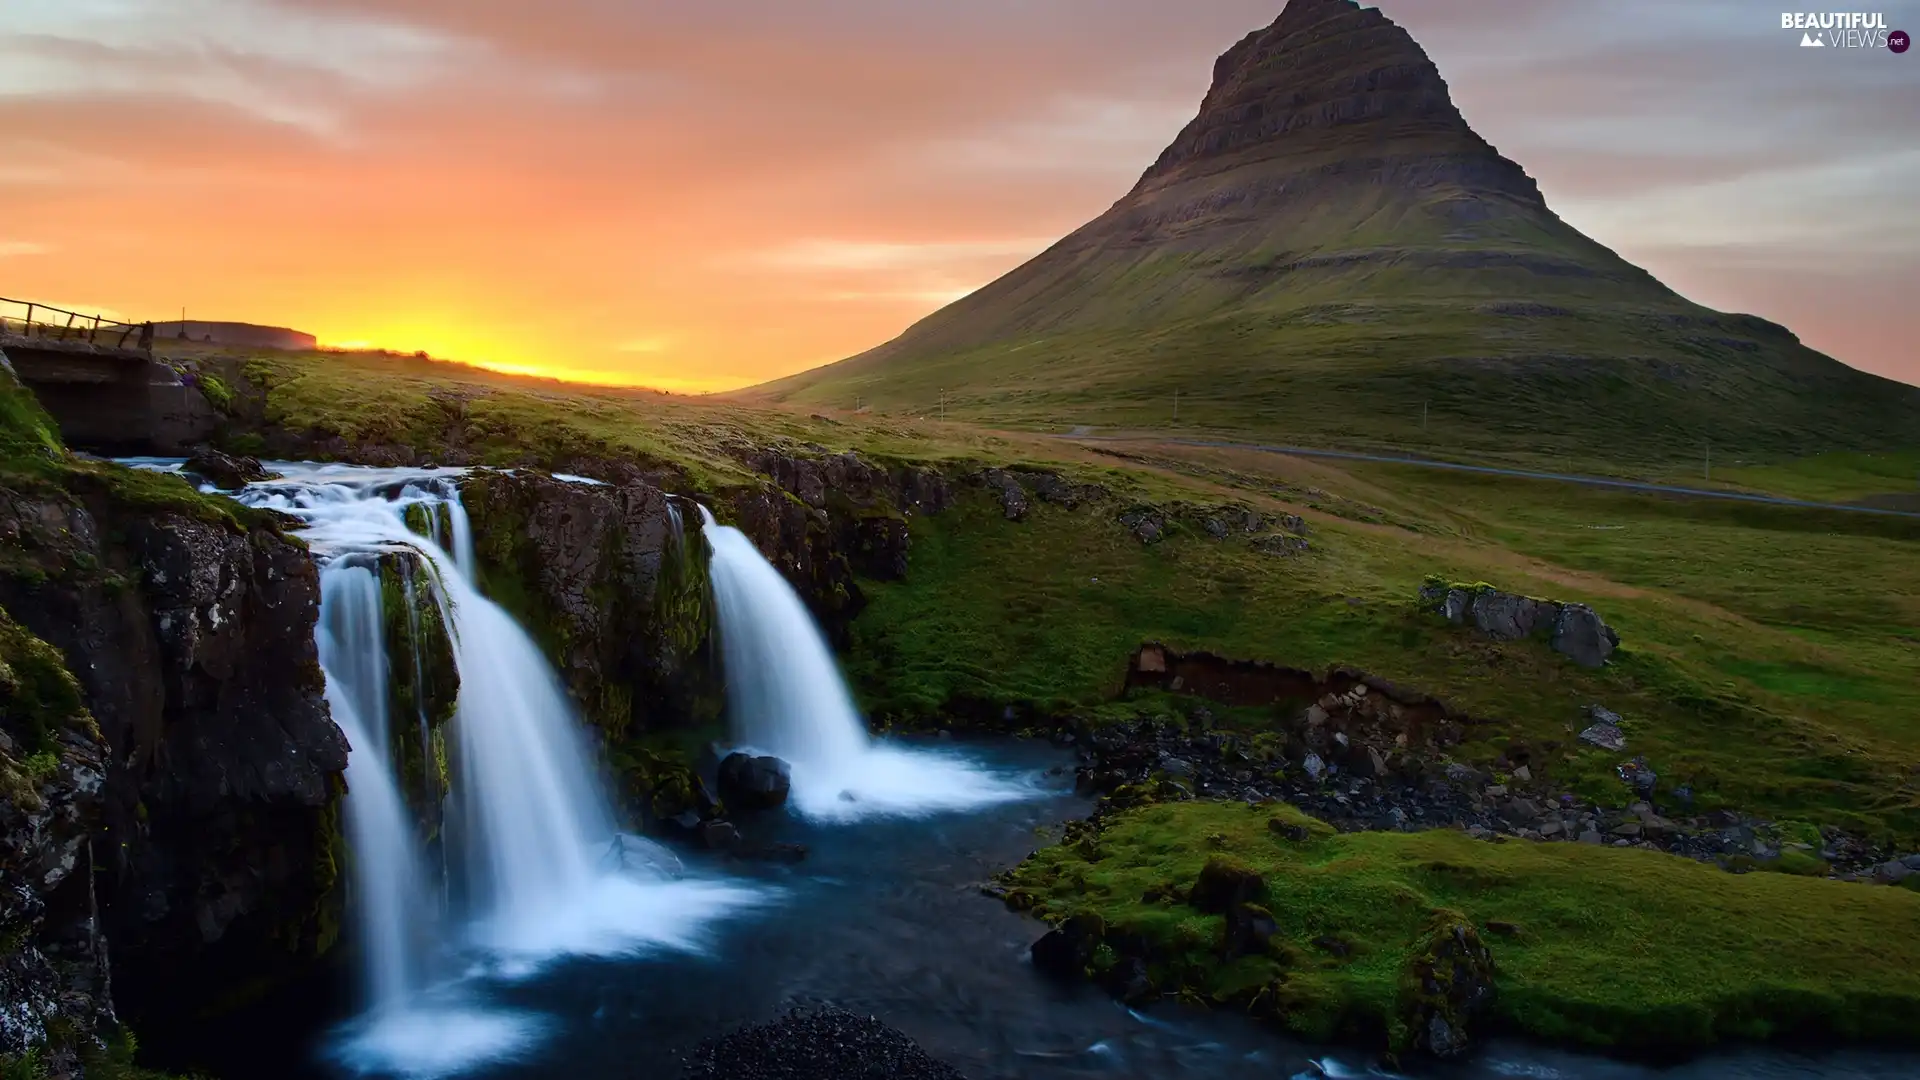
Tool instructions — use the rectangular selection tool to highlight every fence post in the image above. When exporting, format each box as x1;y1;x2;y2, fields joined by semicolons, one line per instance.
22;303;32;333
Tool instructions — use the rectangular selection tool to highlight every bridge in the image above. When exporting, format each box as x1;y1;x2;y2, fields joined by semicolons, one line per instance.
1;298;217;454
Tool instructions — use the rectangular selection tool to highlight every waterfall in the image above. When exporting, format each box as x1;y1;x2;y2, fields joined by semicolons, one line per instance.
208;463;766;1076
317;564;432;1014
399;570;448;918
699;506;1037;821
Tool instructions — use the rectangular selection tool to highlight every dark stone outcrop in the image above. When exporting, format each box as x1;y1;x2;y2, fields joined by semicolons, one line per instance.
725;449;950;646
182;448;277;490
1401;919;1497;1058
1030;913;1106;979
716;753;792;815
0;612;115;1073
980;469;1029;522
684;1006;968;1080
0;480;347;1033
461;469;717;742
1420;579;1619;668
1135;0;1545;206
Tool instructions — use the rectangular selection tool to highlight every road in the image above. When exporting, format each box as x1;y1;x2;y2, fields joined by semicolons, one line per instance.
1062;435;1920;521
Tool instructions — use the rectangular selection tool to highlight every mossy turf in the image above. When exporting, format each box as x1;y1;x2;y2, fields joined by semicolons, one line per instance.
1006;800;1920;1055
847;469;1920;842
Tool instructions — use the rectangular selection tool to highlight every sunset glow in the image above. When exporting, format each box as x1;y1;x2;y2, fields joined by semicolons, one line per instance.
3;0;1915;390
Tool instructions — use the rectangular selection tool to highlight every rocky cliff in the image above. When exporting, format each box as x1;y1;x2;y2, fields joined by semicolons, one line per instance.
0;364;348;1047
461;469;716;749
0;610;114;1076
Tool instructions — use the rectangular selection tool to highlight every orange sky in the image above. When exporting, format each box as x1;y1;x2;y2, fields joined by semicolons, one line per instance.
3;0;1917;392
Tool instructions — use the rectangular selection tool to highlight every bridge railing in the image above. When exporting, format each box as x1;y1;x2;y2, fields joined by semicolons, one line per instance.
0;297;154;352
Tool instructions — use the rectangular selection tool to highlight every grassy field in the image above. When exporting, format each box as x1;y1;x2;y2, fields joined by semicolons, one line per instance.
846;463;1920;842
129;346;1920;843
1004;800;1920;1055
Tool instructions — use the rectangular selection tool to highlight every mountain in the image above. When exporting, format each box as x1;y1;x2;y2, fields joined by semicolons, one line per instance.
751;0;1920;466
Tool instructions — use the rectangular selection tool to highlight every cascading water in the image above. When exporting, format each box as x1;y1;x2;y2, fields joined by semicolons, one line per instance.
317;564;433;1015
699;506;1038;821
151;462;772;1078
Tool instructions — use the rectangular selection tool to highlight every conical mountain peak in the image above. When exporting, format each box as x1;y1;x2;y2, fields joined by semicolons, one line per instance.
1134;0;1539;207
753;1;1920;465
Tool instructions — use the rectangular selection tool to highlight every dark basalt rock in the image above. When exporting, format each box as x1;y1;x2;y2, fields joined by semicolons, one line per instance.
0;611;115;1073
1030;912;1106;979
717;753;792;815
0;488;348;1032
182;447;277;490
1401;919;1497;1058
684;1005;968;1080
724;449;950;648
460;469;715;739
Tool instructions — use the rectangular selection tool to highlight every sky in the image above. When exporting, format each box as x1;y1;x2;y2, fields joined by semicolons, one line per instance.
1;0;1915;392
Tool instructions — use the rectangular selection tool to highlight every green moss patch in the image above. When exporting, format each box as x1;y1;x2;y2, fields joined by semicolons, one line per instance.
1005;800;1920;1056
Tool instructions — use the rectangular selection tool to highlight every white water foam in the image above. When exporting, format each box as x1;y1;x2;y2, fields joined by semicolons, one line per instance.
698;505;1039;821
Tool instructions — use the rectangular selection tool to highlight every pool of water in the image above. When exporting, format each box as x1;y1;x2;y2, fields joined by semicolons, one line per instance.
158;739;1920;1080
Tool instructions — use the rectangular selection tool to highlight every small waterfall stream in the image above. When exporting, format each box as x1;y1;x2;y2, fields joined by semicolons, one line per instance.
317;565;433;1016
698;506;1038;821
205;464;766;1078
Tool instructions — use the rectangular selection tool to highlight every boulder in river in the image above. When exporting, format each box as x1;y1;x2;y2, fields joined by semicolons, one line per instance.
1030;912;1106;980
183;447;278;489
717;752;793;814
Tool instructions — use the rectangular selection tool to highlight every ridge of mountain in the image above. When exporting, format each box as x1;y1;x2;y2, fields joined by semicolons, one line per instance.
750;0;1920;465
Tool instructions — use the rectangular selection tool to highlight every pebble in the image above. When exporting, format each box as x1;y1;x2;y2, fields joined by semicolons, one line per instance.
683;1006;969;1080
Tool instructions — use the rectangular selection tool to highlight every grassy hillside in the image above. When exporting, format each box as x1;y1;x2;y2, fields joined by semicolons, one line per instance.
111;345;1920;845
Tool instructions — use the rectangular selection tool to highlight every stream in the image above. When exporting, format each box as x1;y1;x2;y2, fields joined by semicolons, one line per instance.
170;739;1915;1080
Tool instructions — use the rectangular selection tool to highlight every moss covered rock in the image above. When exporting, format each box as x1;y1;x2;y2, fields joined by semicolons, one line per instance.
1400;916;1497;1058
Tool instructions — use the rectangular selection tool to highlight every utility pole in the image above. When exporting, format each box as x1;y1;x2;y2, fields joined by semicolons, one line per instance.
1422;401;1428;432
1705;439;1711;481
939;389;945;422
1173;389;1179;422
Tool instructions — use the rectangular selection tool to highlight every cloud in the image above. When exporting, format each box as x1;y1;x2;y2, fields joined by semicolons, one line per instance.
820;287;982;306
0;240;51;258
615;336;674;354
1557;150;1920;264
741;238;1056;273
0;0;1913;388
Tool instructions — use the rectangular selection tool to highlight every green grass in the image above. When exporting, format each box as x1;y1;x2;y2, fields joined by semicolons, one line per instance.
1005;800;1920;1055
846;469;1920;841
186;346;1126;495
1713;451;1920;506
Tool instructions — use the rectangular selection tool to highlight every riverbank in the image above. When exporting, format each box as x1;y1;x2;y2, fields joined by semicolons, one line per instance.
999;783;1920;1065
